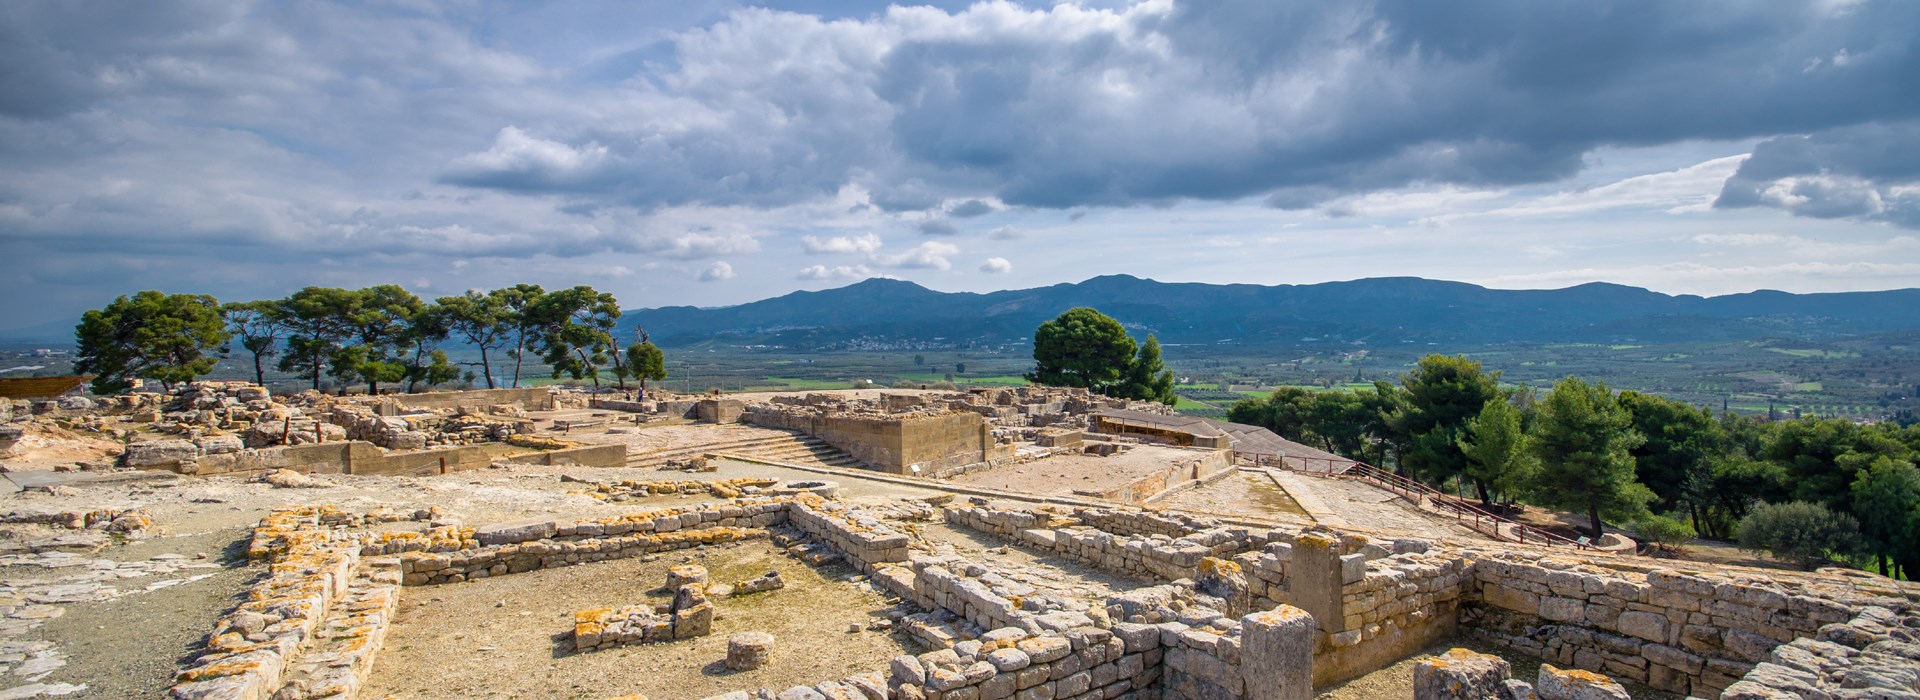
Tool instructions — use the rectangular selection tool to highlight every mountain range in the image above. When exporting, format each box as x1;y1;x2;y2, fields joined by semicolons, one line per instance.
626;275;1920;350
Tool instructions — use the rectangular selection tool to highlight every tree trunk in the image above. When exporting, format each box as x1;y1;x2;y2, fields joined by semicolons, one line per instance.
311;356;323;391
1474;479;1492;508
1878;553;1888;577
511;334;526;388
1587;500;1604;541
253;353;266;387
611;349;627;390
479;346;495;389
577;348;599;388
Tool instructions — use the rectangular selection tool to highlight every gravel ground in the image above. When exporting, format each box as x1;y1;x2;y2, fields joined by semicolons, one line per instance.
23;528;257;699
362;541;919;699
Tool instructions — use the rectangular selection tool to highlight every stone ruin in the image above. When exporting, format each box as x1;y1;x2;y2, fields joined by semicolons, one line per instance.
159;487;1919;700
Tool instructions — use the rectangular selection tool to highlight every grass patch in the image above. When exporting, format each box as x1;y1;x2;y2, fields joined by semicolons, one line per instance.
1767;348;1860;359
763;376;856;390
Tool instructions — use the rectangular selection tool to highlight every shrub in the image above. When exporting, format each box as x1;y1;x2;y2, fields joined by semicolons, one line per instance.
1736;501;1860;570
849;379;877;390
1631;514;1696;554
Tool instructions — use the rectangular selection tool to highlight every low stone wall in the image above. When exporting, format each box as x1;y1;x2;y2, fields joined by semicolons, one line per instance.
398;498;800;585
885;624;1174;700
170;506;374;700
1720;605;1920;698
786;501;912;572
945;505;1265;582
154;439;497;477
1464;551;1910;696
383;386;553;413
504;443;627;468
1093;447;1233;503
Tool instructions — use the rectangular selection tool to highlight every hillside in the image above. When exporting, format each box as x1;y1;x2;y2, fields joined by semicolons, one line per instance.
627;275;1920;350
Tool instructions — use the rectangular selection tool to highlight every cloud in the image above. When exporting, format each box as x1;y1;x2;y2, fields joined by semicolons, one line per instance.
947;199;995;218
1692;233;1790;247
801;233;883;255
634;231;762;260
987;226;1024;240
434;2;1920;212
979;257;1013;274
1715;121;1920;228
699;261;735;281
442;127;608;190
917;219;959;236
873;241;959;270
797;264;873;280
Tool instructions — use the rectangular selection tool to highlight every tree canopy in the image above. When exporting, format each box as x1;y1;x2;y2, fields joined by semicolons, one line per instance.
1028;307;1136;391
1528;376;1652;539
74;291;230;394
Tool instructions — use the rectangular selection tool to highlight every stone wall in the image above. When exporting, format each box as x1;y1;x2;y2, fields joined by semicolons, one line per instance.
744;407;992;475
786;500;912;572
170;506;394;700
398;498;799;585
946;505;1267;582
503;443;627;468
1464;550;1913;697
1720;605;1920;698
1092;448;1234;503
380;387;553;413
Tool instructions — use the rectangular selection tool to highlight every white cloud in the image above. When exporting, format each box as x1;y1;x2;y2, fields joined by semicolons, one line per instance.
699;261;735;281
987;226;1024;240
873;241;958;270
979;257;1013;274
801;233;883;255
797;264;873;280
1692;233;1790;246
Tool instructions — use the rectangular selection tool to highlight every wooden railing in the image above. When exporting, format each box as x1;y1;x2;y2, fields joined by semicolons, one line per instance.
1239;451;1590;550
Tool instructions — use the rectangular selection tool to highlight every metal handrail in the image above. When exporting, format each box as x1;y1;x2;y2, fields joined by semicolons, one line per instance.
1237;450;1589;549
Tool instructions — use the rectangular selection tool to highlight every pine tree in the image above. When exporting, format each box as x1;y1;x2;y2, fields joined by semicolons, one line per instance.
1528;377;1653;540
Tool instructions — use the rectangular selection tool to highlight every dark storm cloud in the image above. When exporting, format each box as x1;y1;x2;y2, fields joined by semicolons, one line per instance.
439;1;1917;212
1716;120;1920;228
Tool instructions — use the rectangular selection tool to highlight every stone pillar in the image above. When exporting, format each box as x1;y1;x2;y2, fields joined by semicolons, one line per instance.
727;632;774;671
1292;533;1346;635
1412;648;1512;700
1241;606;1314;700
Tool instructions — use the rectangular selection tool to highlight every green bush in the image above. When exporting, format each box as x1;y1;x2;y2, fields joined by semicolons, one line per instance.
1631;514;1696;554
1736;501;1860;570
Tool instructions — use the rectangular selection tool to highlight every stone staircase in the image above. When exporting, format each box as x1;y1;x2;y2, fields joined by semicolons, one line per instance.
624;430;865;471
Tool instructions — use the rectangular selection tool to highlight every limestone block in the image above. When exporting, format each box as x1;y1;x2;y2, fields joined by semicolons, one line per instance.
1539;596;1587;623
1393;538;1432;555
727;632;774;671
1500;679;1539;700
1536;664;1629;700
1240;606;1312;700
123;439;200;468
1616;610;1667;643
1412;648;1510;700
668;565;710;590
475;518;557;545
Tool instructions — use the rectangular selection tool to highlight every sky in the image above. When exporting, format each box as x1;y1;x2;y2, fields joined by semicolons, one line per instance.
3;0;1918;330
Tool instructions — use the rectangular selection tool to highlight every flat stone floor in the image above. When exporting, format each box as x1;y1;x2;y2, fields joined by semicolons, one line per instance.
1264;470;1485;541
944;445;1214;498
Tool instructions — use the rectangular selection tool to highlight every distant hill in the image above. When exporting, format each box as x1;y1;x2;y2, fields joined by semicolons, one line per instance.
0;318;75;345
626;275;1920;350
